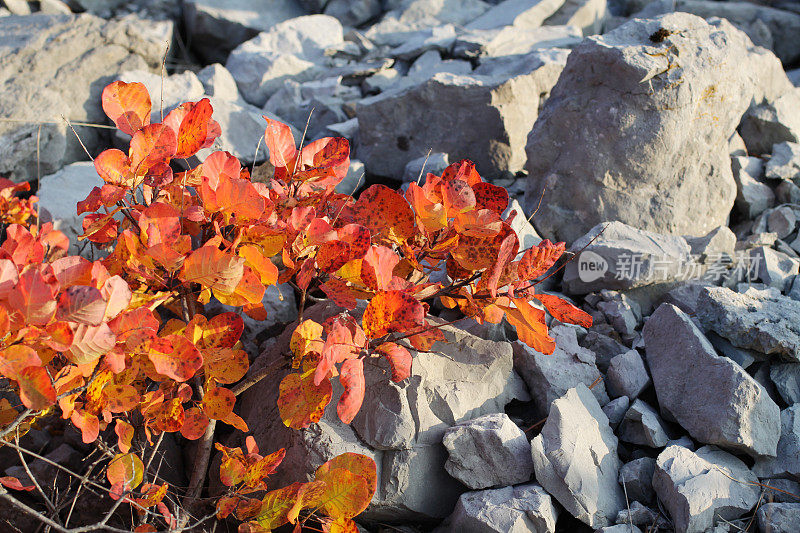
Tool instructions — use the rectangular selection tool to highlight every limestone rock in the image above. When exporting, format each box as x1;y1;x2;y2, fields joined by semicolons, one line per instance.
643;303;781;458
617;399;671;448
442;413;534;489
653;445;761;533
524;13;790;243
513;324;609;419
530;384;626;528
606;350;651;399
618;457;656;504
697;286;800;362
756;503;800;533
184;0;307;63
436;483;559;533
0;13;168;182
357;49;568;178
753;404;800;479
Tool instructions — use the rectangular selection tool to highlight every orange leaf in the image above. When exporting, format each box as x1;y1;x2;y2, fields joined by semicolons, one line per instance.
107;452;144;491
239;245;278;286
102;81;151;136
517;239;565;281
375;343;411;382
71;409;100;443
502;298;555;355
164;98;214;158
244;448;286;489
277;370;332;430
533;293;593;328
115;420;134;453
129;123;177;176
17;366;56;410
181;246;245;296
148;335;203;382
339;185;415;244
56;285;106;326
360;246;399;291
68;323;116;365
442;179;476;216
94;149;134;187
8;266;58;326
312;468;370;520
0;345;42;380
362;290;425;338
263;117;297;169
256;483;302;530
472;182;509;215
316;453;377;497
203;386;236;420
204;348;249;384
336;358;364;424
102;384;141;413
180;407;210;440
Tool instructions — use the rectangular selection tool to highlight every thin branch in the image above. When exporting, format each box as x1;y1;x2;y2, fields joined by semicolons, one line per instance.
14;430;60;523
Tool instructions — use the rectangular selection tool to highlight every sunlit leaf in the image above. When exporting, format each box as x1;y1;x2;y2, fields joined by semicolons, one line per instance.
277;370;332;430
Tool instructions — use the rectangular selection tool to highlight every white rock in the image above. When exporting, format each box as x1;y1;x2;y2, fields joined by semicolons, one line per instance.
36;162;100;254
323;0;382;27
530;384;626;528
226;15;343;106
456;25;582;59
653;445;761;533
525;13;793;243
466;0;565;31
118;69;205;122
732;155;775;218
437;483;559;533
184;0;307;63
756;503;800;533
197;63;240;101
544;0;608;36
602;396;629;429
766;142;800;182
504;198;542;254
740;88;800;156
442;413;534;489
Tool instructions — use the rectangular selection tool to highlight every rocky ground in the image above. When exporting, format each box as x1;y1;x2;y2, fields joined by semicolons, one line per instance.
2;0;800;532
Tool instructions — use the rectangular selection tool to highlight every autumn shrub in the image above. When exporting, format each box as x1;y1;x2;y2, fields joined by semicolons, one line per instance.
0;80;590;532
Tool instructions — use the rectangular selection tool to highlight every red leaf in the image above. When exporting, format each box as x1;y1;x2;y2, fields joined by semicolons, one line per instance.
277;370;332;430
362;290;425;338
375;343;412;382
94;149;133;187
56;285;106;326
338;185;415;244
164;98;214;158
129;124;177;176
8;266;58;326
336;359;366;424
263;117;297;169
102;81;151;136
360;246;399;292
148;335;203;382
18;366;56;410
0;476;35;492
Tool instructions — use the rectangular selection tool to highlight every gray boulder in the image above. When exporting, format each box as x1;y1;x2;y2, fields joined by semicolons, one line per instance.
697;286;800;362
617;399;671;448
606;350;651;399
770;363;800;405
234;303;529;522
465;0;565;31
753;404;800;479
524;13;791;243
402;152;449;182
732;155;775;218
436;483;559;533
739;89;800;156
750;246;800;291
618;457;656;504
184;0;306;63
197;63;241;101
595;526;643;533
561;221;693;295
513;324;609;419
602;396;629;429
766;142;800;183
456;25;582;59
653;445;761;533
357;49;568;178
0;13;169;183
756;503;800;533
543;0;608;36
226;15;343;107
442;413;534;490
530;384;626;528
760;478;800;504
634;0;800;66
323;0;381;27
643;303;780;458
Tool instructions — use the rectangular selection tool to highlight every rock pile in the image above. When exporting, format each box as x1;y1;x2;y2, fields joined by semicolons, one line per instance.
4;0;800;531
